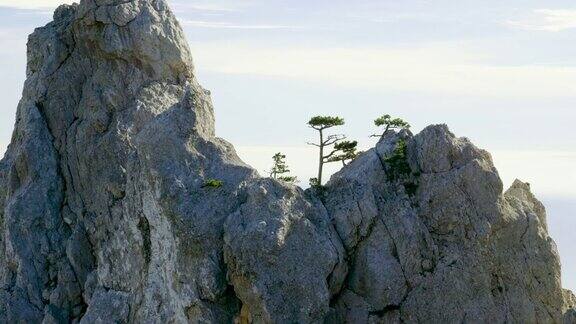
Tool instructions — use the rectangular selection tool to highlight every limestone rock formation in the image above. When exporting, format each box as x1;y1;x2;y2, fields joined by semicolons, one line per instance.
565;290;576;323
326;127;574;323
0;0;573;323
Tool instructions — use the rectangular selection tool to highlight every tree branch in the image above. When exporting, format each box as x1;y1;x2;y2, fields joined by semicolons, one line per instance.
306;142;321;147
309;125;332;131
324;138;341;146
323;149;338;160
323;134;345;146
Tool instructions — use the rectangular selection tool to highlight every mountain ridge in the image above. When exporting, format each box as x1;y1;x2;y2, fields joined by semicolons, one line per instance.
0;1;573;323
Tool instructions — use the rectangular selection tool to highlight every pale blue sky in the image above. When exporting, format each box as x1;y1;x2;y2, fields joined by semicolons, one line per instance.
0;0;574;290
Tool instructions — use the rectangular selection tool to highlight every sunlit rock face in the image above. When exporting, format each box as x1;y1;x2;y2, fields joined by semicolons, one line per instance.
0;0;572;323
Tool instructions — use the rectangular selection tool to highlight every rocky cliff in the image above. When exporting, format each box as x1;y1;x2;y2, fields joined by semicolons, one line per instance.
0;0;573;323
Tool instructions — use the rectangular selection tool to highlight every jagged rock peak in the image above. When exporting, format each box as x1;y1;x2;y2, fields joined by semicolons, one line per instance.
0;0;573;323
1;0;253;322
51;0;194;78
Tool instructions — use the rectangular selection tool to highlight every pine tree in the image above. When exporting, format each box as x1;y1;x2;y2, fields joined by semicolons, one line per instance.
372;115;411;137
326;141;360;166
270;152;297;183
307;116;345;185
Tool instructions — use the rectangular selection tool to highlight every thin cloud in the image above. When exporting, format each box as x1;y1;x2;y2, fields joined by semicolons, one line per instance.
492;150;576;198
508;9;576;32
182;20;300;30
0;0;247;12
0;0;74;10
347;12;436;24
171;4;239;13
190;42;576;98
171;0;254;13
0;28;28;54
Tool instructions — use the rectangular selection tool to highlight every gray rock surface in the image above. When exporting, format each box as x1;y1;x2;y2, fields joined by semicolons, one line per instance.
565;290;576;324
0;1;255;322
0;0;572;323
223;179;346;323
566;289;576;309
324;127;568;323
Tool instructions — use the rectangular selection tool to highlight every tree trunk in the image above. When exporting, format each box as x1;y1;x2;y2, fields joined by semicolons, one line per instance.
382;125;390;137
318;129;324;185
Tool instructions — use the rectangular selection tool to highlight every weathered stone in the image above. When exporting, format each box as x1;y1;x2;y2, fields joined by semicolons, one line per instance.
565;289;576;323
80;289;130;324
223;179;346;323
0;0;571;323
325;126;567;323
1;0;254;322
566;289;576;309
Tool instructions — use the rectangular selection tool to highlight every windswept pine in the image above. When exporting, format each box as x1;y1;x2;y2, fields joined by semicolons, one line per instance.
307;115;346;185
372;114;411;137
326;140;360;166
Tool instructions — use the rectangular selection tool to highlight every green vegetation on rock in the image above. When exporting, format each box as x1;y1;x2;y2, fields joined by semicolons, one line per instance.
203;179;224;189
373;114;411;137
385;139;419;196
270;152;297;183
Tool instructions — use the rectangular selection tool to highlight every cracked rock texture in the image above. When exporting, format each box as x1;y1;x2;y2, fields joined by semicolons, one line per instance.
0;0;573;323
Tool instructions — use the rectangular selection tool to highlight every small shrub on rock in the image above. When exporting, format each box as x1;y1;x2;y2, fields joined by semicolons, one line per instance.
203;179;224;189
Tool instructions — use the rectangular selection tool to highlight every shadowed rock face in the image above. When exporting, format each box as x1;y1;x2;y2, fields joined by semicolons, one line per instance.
0;0;572;323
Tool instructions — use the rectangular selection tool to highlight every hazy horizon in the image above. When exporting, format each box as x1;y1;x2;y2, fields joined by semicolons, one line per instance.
0;0;574;291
